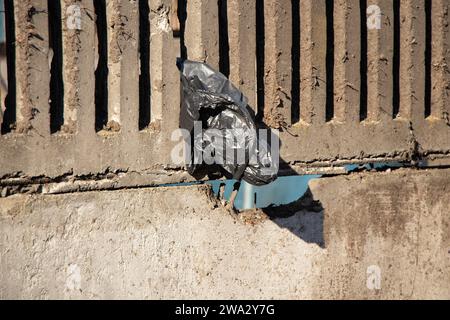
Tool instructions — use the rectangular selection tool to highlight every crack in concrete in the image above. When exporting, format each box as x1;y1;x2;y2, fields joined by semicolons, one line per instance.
0;166;199;197
288;150;450;167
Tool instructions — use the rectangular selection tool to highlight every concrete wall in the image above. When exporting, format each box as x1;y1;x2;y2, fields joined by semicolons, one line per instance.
1;1;449;179
0;1;449;300
0;0;181;178
1;168;448;299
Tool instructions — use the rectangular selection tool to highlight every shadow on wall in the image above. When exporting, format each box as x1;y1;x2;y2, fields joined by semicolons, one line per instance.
208;179;325;248
208;162;406;247
263;188;325;247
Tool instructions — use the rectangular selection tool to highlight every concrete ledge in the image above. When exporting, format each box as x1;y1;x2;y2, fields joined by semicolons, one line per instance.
0;168;449;299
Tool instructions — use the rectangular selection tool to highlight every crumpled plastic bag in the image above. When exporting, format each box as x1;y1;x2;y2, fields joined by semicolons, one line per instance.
177;59;278;186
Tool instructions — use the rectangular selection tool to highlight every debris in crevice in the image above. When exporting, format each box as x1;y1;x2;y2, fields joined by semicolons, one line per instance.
407;121;422;165
150;4;171;34
1;161;449;200
0;166;208;198
287;148;450;168
103;120;121;132
237;210;269;226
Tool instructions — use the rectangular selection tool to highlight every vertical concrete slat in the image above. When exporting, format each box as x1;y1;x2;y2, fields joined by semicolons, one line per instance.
263;0;292;126
366;0;394;122
150;0;180;128
119;0;139;134
184;0;219;70
14;0;50;134
105;0;122;129
300;0;327;125
14;0;31;131
431;0;450;120
60;0;83;134
398;0;426;123
333;0;360;123
227;0;257;111
77;0;96;136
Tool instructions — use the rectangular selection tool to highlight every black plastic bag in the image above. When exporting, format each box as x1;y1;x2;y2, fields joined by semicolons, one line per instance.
177;59;278;186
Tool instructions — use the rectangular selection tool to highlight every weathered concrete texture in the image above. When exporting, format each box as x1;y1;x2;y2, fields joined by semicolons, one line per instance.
1;0;450;178
61;0;85;134
312;168;450;299
184;0;219;69
1;168;449;299
263;0;293;127
299;0;327;125
0;0;181;178
227;0;257;111
431;0;450;120
333;0;360;123
366;0;394;122
398;0;425;123
14;0;50;134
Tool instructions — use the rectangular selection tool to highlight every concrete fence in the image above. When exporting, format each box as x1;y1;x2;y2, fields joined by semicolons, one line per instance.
0;1;449;300
184;0;450;166
0;0;180;178
0;0;449;179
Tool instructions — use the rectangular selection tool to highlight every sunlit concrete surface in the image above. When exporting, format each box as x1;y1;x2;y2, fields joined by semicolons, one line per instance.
1;168;448;299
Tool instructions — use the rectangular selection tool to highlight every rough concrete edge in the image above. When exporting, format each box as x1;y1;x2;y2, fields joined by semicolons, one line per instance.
0;182;245;224
2;156;450;198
